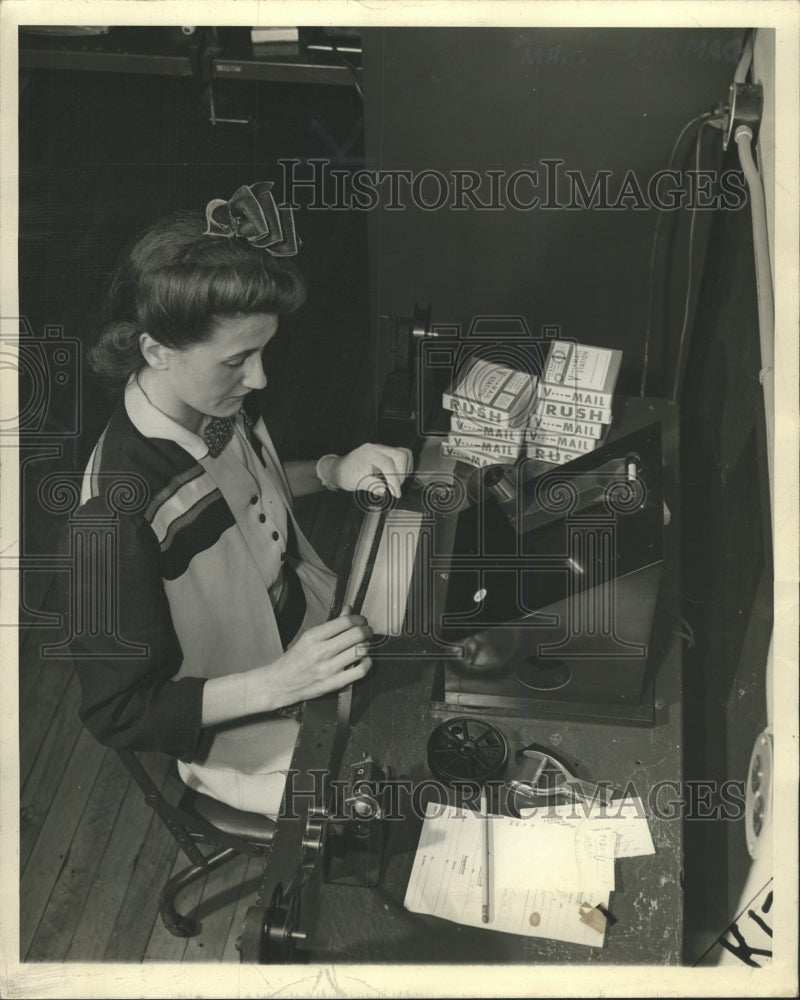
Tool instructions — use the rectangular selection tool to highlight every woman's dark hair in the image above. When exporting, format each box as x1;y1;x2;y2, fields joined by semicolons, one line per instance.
88;210;306;386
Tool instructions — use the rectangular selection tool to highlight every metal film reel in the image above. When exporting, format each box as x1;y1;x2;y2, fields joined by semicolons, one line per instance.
239;884;303;964
427;717;509;785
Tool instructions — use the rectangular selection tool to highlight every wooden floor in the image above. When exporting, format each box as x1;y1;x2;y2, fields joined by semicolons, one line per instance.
18;490;356;964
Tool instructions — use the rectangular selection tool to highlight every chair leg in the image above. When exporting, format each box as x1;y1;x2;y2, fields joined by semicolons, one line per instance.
159;846;241;937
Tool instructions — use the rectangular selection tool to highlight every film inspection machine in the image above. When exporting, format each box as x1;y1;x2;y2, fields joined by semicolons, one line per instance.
238;308;684;964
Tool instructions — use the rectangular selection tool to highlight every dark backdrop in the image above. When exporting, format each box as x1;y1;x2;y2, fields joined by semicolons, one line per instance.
18;58;369;620
362;27;749;401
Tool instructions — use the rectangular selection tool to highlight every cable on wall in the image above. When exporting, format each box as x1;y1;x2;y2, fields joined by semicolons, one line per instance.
639;110;723;397
671;120;711;403
735;125;774;490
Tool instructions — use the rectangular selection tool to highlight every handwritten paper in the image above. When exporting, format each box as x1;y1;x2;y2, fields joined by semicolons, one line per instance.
404;796;655;946
519;794;656;859
493;813;617;893
404;804;612;946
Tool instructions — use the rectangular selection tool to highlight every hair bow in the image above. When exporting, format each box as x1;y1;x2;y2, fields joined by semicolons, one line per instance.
204;181;301;257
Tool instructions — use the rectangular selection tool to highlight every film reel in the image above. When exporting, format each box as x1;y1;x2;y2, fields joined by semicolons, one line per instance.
239;884;302;963
427;717;509;785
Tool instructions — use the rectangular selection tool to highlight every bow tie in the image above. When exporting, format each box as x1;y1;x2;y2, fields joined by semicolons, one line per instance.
203;417;235;458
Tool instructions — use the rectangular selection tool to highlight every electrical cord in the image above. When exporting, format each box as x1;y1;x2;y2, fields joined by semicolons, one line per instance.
663;28;756;400
330;44;364;100
654;607;697;647
668;628;695;648
735;125;775;492
640;110;724;396
677;590;727;608
671;119;711;402
733;30;754;85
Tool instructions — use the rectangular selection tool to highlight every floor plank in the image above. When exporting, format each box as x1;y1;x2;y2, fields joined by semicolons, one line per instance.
220;853;266;964
19;655;75;793
20;673;84;872
102;818;179;962
66;751;173;962
19;725;107;959
182;851;253;963
101;765;201;961
26;749;130;962
141;849;199;963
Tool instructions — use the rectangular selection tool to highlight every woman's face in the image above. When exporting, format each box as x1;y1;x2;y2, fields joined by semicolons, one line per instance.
151;313;279;429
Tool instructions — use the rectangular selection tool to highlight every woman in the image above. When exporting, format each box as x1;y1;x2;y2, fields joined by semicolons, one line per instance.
67;182;412;816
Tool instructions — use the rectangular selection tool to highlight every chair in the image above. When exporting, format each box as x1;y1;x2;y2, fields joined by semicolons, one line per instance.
116;749;275;938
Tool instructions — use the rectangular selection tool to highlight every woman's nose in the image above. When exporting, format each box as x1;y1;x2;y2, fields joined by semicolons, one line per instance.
241;353;267;390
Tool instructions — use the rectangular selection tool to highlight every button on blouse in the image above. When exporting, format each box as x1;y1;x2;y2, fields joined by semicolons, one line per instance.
203;419;289;598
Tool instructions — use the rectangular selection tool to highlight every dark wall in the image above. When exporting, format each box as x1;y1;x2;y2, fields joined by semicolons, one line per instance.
19;66;369;463
679;141;772;960
362;27;748;400
18;54;369;623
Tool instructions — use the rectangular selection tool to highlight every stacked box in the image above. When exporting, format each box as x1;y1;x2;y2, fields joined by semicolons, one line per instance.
526;342;622;465
441;357;536;468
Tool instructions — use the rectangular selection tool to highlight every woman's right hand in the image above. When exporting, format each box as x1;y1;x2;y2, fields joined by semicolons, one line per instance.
200;610;372;727
257;612;373;710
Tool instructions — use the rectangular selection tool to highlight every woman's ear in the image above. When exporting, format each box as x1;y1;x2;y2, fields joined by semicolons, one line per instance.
139;332;171;370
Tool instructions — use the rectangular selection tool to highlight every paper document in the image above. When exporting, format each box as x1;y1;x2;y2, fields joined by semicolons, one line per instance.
519;795;656;859
493;812;617;893
404;796;655;945
404;804;614;946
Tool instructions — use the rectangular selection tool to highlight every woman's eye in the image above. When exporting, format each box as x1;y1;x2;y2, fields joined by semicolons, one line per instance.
225;358;246;369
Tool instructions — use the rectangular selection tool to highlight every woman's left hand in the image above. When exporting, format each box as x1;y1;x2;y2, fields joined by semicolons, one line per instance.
321;444;413;499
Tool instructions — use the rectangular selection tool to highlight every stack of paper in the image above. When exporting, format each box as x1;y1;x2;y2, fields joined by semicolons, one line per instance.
403;796;654;947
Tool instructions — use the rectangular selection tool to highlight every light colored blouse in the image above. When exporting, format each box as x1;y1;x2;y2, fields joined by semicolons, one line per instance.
75;377;337;814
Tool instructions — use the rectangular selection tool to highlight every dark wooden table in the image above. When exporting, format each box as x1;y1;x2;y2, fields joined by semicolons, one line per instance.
305;399;684;965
